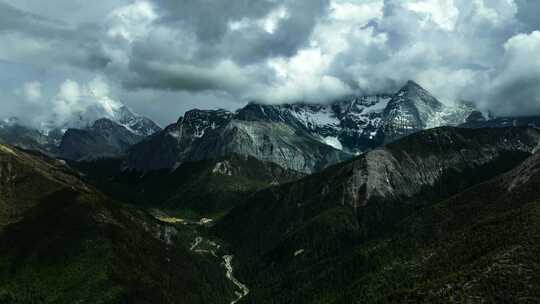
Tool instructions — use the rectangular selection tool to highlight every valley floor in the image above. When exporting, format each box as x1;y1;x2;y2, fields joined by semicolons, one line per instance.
154;212;249;304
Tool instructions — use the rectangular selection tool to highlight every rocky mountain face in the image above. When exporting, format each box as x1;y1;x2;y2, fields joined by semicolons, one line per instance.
234;96;392;153
126;81;475;173
125;110;235;171
382;80;444;142
126;109;349;173
214;126;540;303
59;118;145;161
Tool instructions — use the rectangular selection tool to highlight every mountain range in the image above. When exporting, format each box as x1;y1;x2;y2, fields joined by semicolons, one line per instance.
1;81;540;303
125;81;476;173
1;81;476;171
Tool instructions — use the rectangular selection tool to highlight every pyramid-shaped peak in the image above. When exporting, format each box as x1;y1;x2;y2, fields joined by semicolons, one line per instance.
402;80;425;91
394;80;437;103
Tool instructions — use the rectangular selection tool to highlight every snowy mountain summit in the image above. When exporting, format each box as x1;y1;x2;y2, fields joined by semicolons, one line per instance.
235;80;475;154
0;98;161;158
112;106;162;137
53;104;162;160
39;103;161;138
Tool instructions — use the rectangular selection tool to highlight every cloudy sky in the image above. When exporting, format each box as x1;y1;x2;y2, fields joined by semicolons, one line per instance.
0;0;539;126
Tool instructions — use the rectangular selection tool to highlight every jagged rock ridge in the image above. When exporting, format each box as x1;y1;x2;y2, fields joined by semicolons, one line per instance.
126;108;348;173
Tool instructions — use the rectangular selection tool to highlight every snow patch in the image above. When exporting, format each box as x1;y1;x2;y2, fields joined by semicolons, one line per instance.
289;106;340;130
323;136;343;150
361;97;391;114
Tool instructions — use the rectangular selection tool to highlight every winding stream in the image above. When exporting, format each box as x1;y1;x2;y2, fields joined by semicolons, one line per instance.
155;214;250;303
190;236;250;303
222;255;250;304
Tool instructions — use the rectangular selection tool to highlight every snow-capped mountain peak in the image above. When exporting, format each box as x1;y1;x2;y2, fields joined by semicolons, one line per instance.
0;95;161;159
233;81;474;153
36;102;161;139
382;81;445;141
114;106;162;137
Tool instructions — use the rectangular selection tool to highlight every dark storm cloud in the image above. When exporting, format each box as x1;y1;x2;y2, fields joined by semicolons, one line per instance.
146;0;330;63
133;0;329;64
0;1;110;71
225;0;331;63
125;60;248;93
154;0;278;43
121;0;331;93
148;0;329;61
